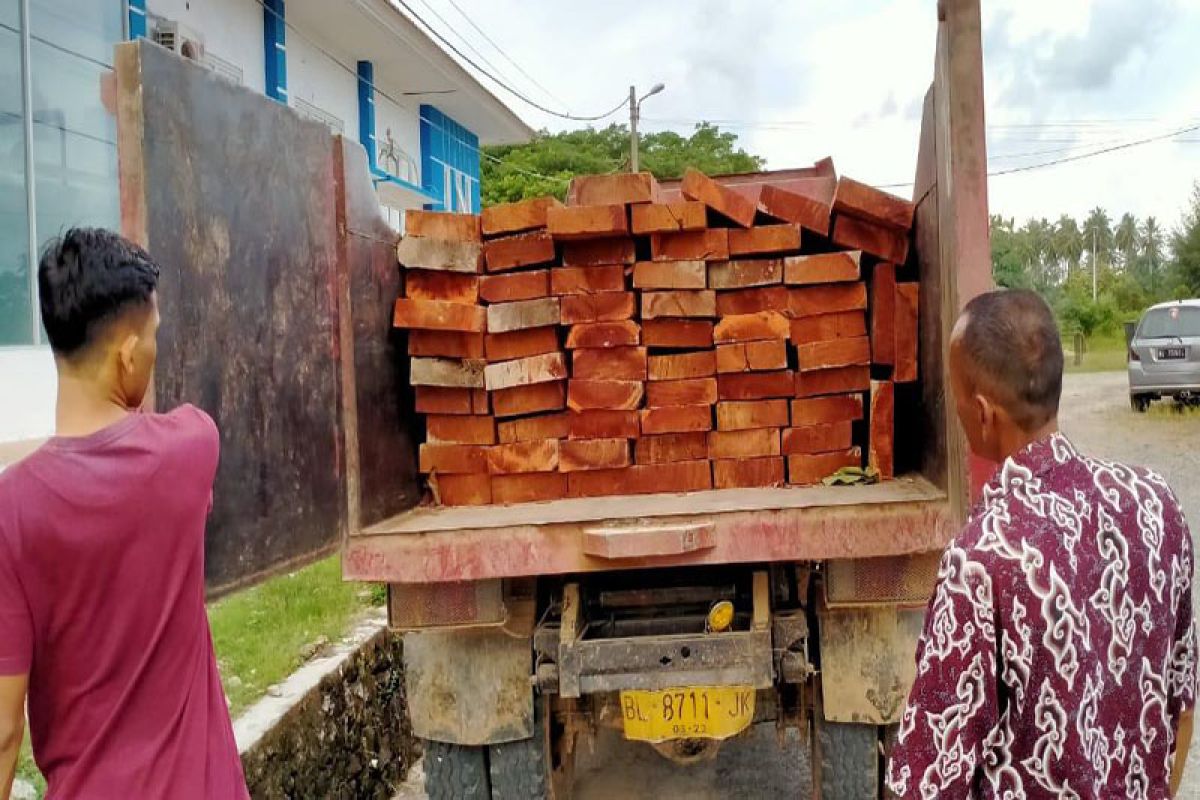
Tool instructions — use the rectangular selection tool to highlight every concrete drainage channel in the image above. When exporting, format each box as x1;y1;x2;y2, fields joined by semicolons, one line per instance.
235;610;422;799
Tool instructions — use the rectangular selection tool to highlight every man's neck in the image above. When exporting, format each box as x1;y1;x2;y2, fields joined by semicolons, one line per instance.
997;418;1060;464
55;370;130;438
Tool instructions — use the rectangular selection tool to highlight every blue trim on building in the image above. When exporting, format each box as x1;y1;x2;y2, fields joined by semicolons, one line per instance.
127;0;147;39
263;0;287;103
419;105;481;213
356;60;376;170
371;171;438;202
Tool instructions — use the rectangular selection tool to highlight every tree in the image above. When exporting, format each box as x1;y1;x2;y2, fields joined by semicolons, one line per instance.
1139;216;1165;295
1082;207;1114;274
481;122;765;205
1171;181;1200;296
1114;212;1139;270
1052;215;1083;281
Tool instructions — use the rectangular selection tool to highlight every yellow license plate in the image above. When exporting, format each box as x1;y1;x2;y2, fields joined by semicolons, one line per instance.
619;686;755;743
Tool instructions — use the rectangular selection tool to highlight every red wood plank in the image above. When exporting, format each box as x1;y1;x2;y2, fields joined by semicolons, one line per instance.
568;410;641;440
567;460;712;498
559;438;632;472
713;311;790;343
426;414;497;445
796;337;871;372
434;473;492;506
639;405;713;434
630;201;707;234
794;366;871;398
781;422;853;455
712;457;785;489
560;238;636;267
642;319;714;349
487;439;561;475
546;204;629;240
787;283;867;317
484;327;560;362
642;290;718;319
419;443;489;474
568;172;663;206
567;379;645;411
681;168;757;227
715;339;788;373
895;282;919;383
833;176;915;231
497;411;569;444
871;262;896;365
565;320;640;349
414;386;489;415
650;229;730;261
491;472;568;504
645;377;718;408
790;395;864;425
483;230;557;272
869;380;895;479
478;269;550;303
757;180;834;234
405;209;481;241
634;432;709;464
571;346;648;381
715;399;789;431
550;264;626;295
787;448;862;486
783;252;861;286
406;270;480;304
708;427;780;459
715;285;789;317
789;311;867;344
392;298;485;332
481;196;563;237
716;371;795;400
647;350;717;381
727;224;802;256
830;214;909;264
632;260;707;289
492;381;566;418
559;292;637;324
408;330;485;359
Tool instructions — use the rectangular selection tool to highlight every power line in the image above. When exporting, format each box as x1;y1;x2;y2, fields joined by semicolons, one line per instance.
440;0;569;109
412;0;529;105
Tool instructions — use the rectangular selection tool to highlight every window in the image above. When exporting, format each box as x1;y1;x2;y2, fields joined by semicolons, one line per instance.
0;0;122;346
1138;306;1200;339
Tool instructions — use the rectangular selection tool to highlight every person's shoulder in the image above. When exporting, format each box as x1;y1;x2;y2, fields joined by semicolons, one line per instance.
145;404;219;457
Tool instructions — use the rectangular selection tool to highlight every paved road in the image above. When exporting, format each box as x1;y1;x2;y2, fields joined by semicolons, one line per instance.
395;371;1200;798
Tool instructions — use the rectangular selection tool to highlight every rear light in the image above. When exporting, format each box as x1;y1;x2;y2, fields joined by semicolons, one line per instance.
1129;348;1140;362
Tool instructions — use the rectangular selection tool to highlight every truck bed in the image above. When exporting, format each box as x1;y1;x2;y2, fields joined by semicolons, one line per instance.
343;475;953;584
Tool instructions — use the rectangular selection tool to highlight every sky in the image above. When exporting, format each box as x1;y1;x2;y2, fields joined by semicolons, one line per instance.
402;0;1200;230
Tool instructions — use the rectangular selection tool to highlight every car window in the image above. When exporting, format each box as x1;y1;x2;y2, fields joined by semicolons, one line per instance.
1138;306;1200;338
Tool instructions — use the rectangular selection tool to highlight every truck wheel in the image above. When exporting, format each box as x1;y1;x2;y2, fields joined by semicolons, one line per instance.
424;740;490;800
488;733;548;799
1131;395;1150;413
812;719;878;800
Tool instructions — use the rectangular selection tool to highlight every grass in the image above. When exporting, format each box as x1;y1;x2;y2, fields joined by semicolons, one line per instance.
15;555;383;796
1063;331;1130;374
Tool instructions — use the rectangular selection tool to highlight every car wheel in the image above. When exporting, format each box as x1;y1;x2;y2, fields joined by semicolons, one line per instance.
1131;395;1150;413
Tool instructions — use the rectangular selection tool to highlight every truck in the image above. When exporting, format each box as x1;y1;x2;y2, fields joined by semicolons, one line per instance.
111;0;990;797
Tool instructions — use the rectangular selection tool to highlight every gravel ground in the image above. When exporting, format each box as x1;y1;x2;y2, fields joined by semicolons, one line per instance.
393;371;1200;799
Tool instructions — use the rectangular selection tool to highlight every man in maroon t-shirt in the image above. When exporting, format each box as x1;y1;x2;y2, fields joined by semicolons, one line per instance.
0;229;247;799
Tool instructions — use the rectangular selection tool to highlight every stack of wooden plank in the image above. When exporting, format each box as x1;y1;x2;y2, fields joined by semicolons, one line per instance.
392;164;918;506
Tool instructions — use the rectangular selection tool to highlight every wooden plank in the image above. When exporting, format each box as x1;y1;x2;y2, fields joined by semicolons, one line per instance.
568;410;640;440
635;432;709;465
560;292;636;324
492;381;566;418
546;204;629;240
715;285;789;316
491;472;568;504
642;319;714;349
831;214;909;264
681;168;757;227
789;311;867;344
781;422;854;455
478;269;550;303
791;395;864;425
568;172;662;206
571;346;647;381
715;340;788;373
787;449;862;486
712;457;785;489
484;326;560;362
550;264;626;295
871;262;896;365
647;350;717;381
788;283;867;317
895;282;919;383
434;473;492;507
645;377;718;408
559;438;631;472
481;196;563;237
410;357;485;388
393;298;485;332
708;258;783;290
408;330;485;359
757;182;833;235
641;290;717;319
794;366;870;398
796;337;871;371
415;386;489;415
561;238;636;267
419;443;489;474
487;297;561;333
650;229;729;262
713;311;790;343
567;379;644;411
567;460;712;498
717;371;795;400
708;428;780;459
869;380;895;479
488;439;560;475
483;230;557;272
565;320;640;348
632;260;707;289
397;235;484;273
498;412;569;444
483;352;568;391
783;252;861;285
630;201;707;234
427;414;497;445
406;270;480;303
639;405;713;434
727;224;802;256
405;209;481;242
715;399;789;431
833;176;915;231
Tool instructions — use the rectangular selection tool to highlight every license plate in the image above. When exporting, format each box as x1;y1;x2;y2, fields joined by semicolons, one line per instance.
1160;347;1186;359
619;686;754;743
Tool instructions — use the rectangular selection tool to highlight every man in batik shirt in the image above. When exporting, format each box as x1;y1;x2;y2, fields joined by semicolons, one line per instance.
887;289;1196;798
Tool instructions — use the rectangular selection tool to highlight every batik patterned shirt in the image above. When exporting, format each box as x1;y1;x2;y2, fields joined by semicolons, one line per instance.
886;433;1197;799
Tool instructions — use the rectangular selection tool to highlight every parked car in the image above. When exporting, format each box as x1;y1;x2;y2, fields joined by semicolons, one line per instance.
1128;299;1200;412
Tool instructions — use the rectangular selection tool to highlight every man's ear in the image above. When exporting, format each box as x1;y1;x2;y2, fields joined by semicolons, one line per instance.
117;332;140;378
974;392;996;448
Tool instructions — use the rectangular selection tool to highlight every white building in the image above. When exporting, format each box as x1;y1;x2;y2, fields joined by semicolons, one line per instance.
0;0;532;452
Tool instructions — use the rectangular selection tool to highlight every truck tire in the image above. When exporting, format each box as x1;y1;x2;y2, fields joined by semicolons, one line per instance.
424;740;490;800
488;733;549;800
1131;395;1150;413
813;720;878;800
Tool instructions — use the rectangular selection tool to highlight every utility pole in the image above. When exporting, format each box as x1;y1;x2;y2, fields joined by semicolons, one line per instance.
629;85;639;173
1092;226;1097;301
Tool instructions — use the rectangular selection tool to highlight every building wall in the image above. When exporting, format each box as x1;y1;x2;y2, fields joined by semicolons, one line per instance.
373;89;422;188
146;0;265;94
0;348;56;443
288;32;358;136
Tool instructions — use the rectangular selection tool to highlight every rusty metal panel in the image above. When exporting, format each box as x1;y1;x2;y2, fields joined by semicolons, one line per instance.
116;41;344;594
388;579;506;631
403;628;534;745
825;552;941;608
817;606;924;725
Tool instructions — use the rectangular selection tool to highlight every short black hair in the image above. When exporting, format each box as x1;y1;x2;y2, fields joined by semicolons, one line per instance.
958;289;1063;431
38;228;160;357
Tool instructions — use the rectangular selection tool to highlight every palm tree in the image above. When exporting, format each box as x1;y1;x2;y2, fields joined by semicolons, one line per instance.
1141;216;1164;295
1052;215;1083;282
1114;212;1139;270
1082;207;1113;298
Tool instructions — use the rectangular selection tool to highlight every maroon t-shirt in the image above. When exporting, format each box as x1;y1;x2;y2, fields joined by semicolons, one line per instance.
0;406;248;799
